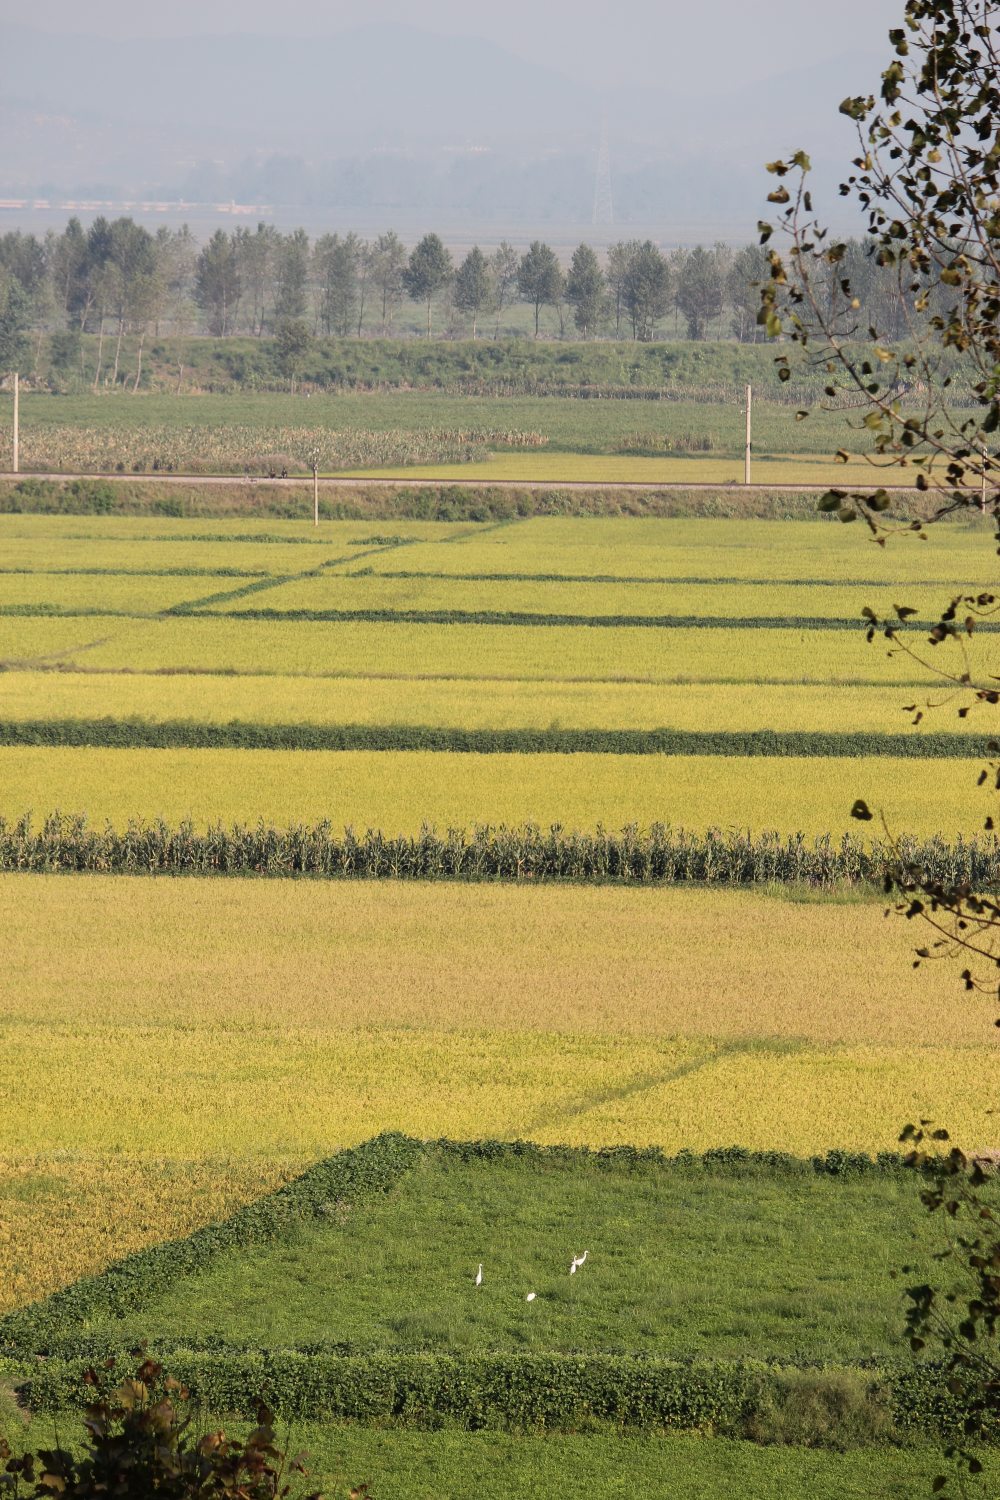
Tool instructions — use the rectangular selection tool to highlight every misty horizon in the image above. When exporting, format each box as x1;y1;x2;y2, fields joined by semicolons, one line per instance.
2;3;904;240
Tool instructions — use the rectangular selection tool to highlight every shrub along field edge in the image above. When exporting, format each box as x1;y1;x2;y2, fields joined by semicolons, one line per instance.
0;478;949;524
2;814;997;886
6;1349;968;1444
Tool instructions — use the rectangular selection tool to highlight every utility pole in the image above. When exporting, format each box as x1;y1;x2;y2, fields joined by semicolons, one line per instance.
313;460;319;527
592;113;614;228
744;384;752;486
12;371;18;474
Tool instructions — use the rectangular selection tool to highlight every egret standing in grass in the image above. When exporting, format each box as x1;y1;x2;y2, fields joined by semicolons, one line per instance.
526;1292;537;1302
569;1251;589;1275
475;1263;483;1287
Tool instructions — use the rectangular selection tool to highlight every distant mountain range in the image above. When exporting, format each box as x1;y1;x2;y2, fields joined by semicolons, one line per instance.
0;21;884;234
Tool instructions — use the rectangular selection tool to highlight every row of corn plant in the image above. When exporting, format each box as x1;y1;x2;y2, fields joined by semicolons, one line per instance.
2;814;998;887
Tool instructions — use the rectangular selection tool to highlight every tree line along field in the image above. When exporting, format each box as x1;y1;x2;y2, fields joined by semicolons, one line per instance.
3;505;998;1495
0;221;914;357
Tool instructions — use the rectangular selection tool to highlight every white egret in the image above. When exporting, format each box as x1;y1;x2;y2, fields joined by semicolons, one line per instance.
569;1251;589;1274
475;1263;483;1287
526;1292;537;1302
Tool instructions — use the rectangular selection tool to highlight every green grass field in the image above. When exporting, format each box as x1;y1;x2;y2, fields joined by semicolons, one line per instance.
60;1153;939;1362
6;1141;993;1492
15;1421;982;1499
283;1429;997;1500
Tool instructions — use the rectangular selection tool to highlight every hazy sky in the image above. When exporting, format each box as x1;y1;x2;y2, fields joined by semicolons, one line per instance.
20;0;906;92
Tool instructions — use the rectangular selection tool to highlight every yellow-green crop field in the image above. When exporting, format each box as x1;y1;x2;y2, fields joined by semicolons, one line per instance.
336;450;899;486
0;745;986;836
347;514;995;581
0;517;471;576
1;511;993;577
0;572;248;614
197;572;982;621
3;508;999;1311
2;613;951;683
0;670;983;735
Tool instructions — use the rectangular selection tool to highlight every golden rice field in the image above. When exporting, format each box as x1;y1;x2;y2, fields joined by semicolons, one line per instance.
1;874;997;1311
0;614;965;686
0;1155;291;1314
198;572;980;622
0;511;992;578
2;877;981;1047
0;572;246;614
0;518;469;576
341;514;994;582
0;745;986;837
337;451;905;486
1;1025;990;1162
0;669;982;735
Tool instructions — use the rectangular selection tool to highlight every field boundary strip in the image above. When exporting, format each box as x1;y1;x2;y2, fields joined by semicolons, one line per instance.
345;568;980;588
5;1348;967;1438
0;719;986;758
517;1041;764;1137
0;469;951;494
0;567;271;579
164;606;975;631
0;661;958;689
2;814;995;887
0;561;965;588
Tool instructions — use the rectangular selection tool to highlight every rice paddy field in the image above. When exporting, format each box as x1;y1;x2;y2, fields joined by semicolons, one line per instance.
4;502;999;1495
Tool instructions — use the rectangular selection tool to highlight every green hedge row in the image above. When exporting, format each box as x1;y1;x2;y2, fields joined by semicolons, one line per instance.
0;719;983;758
0;566;268;579
6;1351;972;1440
3;814;996;886
0;1136;905;1359
0;478;877;523
0;602;934;630
184;604;939;631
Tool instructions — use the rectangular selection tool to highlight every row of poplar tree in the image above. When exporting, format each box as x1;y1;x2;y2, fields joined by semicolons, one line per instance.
0;218;913;354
